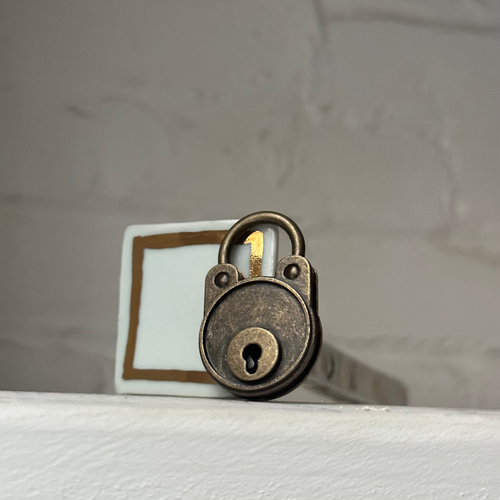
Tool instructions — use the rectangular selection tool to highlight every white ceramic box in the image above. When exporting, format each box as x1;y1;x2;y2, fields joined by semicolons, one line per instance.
115;219;278;398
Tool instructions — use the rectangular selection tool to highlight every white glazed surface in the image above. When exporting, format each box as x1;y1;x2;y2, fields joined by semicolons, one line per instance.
115;220;278;397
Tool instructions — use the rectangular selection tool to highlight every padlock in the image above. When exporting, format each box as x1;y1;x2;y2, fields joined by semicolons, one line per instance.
199;211;322;400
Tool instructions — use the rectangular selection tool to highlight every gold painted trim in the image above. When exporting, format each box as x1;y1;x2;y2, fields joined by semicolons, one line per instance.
123;230;227;384
244;230;263;278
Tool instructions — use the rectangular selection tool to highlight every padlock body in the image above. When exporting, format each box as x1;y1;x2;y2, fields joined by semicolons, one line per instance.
199;259;322;400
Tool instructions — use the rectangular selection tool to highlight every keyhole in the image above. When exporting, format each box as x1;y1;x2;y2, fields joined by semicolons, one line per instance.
242;344;262;374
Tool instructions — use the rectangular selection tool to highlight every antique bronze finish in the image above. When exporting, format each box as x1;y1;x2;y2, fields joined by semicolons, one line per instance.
199;211;322;400
227;327;280;382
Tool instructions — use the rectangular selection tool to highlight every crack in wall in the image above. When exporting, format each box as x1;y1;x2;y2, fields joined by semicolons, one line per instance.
317;0;500;39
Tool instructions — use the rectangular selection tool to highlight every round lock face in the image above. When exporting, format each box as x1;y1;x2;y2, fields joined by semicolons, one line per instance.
201;278;314;398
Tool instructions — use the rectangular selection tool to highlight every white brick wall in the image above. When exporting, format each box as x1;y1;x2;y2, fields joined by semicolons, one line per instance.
0;0;499;408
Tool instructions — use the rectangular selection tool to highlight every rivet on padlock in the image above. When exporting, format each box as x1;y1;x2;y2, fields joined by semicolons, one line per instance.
199;211;322;400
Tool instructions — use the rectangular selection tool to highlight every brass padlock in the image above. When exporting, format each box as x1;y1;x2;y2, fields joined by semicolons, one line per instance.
199;211;322;400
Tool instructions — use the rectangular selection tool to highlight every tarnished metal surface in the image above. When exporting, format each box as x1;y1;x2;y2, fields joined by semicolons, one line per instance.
200;212;322;400
227;327;280;382
219;211;306;263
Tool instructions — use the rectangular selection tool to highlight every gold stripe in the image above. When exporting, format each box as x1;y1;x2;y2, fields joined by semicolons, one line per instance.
244;230;263;278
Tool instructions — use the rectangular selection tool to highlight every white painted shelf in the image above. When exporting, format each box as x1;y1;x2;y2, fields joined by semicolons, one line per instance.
1;391;499;499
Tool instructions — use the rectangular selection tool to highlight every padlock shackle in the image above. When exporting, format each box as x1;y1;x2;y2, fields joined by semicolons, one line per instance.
219;211;306;264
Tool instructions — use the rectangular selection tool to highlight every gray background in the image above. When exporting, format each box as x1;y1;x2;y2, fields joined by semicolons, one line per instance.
1;0;499;408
